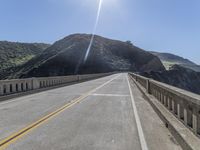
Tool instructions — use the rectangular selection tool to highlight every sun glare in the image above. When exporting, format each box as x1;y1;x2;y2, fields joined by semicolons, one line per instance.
83;0;103;62
82;0;119;8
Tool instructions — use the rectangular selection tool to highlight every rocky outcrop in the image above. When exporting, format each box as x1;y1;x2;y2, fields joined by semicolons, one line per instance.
142;65;200;95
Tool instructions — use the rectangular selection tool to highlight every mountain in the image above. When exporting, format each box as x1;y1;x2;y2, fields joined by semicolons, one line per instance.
141;65;200;95
150;51;200;72
0;41;50;70
7;34;165;79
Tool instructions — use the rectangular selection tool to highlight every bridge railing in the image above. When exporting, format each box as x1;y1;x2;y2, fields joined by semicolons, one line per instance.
129;72;200;137
0;73;112;96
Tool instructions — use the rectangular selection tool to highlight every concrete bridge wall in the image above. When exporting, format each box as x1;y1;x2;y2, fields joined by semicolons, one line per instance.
129;72;200;138
0;73;112;97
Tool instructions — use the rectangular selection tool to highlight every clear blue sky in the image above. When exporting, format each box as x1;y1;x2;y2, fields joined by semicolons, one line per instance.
0;0;200;64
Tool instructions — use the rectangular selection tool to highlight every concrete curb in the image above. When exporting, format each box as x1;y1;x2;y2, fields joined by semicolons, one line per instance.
129;75;200;150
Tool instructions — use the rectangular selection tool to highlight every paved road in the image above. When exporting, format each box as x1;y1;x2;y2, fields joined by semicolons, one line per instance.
0;74;182;150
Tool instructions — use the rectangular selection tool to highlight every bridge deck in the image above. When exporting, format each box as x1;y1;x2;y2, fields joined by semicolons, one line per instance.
0;74;181;150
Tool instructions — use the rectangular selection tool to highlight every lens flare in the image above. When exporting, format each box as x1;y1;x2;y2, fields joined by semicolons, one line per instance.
83;0;103;62
75;0;103;74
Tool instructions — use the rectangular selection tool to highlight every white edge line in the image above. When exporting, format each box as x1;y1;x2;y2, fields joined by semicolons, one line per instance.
127;75;149;150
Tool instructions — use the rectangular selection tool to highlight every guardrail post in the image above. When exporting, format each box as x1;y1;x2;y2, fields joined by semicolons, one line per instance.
146;79;151;94
177;103;181;119
0;84;3;95
164;95;167;107
6;84;10;94
27;81;32;90
168;97;172;110
178;102;184;120
188;108;193;128
184;108;188;125
17;83;22;92
77;75;80;81
32;78;40;90
197;113;200;135
172;100;175;113
159;92;161;102
12;83;16;93
162;94;165;105
193;108;198;134
160;92;163;103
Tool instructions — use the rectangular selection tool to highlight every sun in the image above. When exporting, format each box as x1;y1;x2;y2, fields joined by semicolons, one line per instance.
81;0;119;8
102;0;119;6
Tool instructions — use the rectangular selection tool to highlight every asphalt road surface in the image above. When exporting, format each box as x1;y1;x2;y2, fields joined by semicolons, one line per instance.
0;74;182;150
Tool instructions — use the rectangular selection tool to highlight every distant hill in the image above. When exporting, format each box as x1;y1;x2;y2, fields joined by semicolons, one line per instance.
0;41;50;70
150;51;200;72
7;34;165;79
142;65;200;95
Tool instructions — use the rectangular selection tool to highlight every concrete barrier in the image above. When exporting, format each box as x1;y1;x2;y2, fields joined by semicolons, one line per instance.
0;78;34;95
0;73;112;97
129;72;200;138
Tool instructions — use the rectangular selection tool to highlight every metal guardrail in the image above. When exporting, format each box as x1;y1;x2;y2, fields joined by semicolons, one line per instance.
129;72;200;137
0;73;112;96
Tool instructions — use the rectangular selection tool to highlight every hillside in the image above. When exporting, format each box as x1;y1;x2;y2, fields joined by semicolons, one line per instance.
142;65;200;95
8;34;165;79
0;41;50;70
150;51;200;72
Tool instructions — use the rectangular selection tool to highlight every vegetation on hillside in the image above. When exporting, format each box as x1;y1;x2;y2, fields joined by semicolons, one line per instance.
0;41;50;70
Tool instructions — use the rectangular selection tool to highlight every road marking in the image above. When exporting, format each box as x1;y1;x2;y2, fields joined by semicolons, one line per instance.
0;74;120;149
127;75;149;150
90;93;130;97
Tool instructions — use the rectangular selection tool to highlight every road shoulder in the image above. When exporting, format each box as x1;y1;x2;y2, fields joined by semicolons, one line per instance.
128;77;182;150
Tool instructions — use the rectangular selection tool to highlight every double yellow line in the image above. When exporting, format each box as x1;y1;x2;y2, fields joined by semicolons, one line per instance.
0;74;119;150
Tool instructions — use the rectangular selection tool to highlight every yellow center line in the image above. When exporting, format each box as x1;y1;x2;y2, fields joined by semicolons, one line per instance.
0;74;120;150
